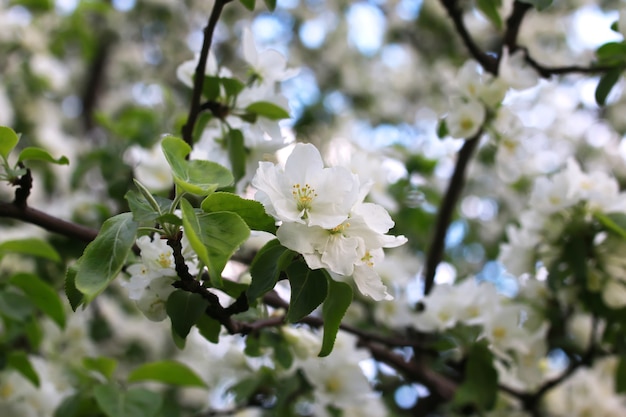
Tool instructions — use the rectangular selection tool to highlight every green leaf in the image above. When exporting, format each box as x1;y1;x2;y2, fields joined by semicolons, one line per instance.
263;0;276;11
476;0;502;29
127;360;207;388
0;290;33;321
201;192;276;233
196;314;221;343
202;76;221;101
166;290;209;339
239;0;255;11
319;277;352;357
596;42;626;64
436;118;448;139
10;273;66;328
595;212;626;239
247;240;295;301
161;136;233;195
17;147;69;165
245;101;290;120
83;357;118;380
286;262;327;322
54;392;97;417
7;351;39;387
517;0;552;10
0;126;19;160
453;342;498;411
221;77;246;98
94;383;162;417
0;238;61;262
75;213;138;302
617;356;626;393
595;68;623;106
181;199;250;287
65;262;84;311
227;129;246;183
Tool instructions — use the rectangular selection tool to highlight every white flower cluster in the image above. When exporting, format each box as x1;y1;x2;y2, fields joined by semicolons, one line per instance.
252;143;407;300
122;234;199;321
499;158;626;308
416;278;555;391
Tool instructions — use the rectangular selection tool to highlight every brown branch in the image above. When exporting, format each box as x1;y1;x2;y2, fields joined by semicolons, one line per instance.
0;201;99;243
502;1;532;53
423;132;481;295
181;0;233;147
440;0;498;74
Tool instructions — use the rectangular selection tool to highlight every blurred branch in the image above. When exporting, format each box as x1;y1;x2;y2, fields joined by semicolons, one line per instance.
181;0;233;147
82;32;115;132
0;200;99;243
439;0;498;74
423;131;481;295
502;1;532;52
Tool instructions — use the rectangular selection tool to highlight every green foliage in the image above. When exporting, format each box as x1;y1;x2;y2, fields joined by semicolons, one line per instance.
180;198;250;287
74;213;138;302
82;357;118;380
10;273;66;328
247;239;295;301
245;101;290;120
227;129;246;183
18;147;69;165
201;191;276;233
166;290;209;339
7;351;40;387
263;0;276;11
161;136;233;195
476;0;502;29
0;126;19;160
0;289;34;321
239;0;256;12
595;212;626;239
65;262;84;311
127;360;207;388
286;261;328;322
453;342;498;411
0;238;61;262
616;356;626;393
320;277;352;357
93;383;163;417
595;68;623;106
196;314;221;343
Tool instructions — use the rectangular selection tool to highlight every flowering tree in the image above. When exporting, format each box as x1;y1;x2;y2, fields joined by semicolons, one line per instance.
2;0;626;415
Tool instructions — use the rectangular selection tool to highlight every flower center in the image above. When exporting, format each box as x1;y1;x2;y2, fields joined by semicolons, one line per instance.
330;222;350;235
361;251;374;267
292;183;317;214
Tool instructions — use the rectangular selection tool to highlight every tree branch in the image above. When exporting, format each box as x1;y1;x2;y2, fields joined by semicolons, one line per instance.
439;0;498;74
502;1;532;53
423;132;481;295
181;0;232;147
0;201;99;243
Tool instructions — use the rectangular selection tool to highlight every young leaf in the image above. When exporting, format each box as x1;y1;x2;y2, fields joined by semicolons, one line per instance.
0;126;19;160
161;136;233;195
453;342;498;411
7;351;40;387
83;357;118;380
247;239;295;301
201;191;276;233
0;290;33;321
65;262;84;311
10;273;66;328
75;213;138;302
196;314;221;343
245;101;290;120
166;290;209;339
319;277;352;357
595;68;623;106
595;212;626;239
94;383;162;417
127;360;207;388
17;147;69;165
239;0;255;11
181;199;250;287
0;238;61;262
476;0;502;29
286;261;328;323
227;129;246;183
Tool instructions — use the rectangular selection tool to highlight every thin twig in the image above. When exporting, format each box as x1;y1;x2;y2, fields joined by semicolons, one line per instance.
181;0;233;147
423;132;481;295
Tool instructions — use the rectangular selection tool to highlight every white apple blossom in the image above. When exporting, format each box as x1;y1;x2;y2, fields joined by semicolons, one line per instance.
176;51;232;88
241;27;299;85
446;98;486;139
498;47;540;91
253;143;360;228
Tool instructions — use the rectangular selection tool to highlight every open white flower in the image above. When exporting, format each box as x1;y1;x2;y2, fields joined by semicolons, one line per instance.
498;47;539;91
446;98;486;139
242;27;298;85
252;143;360;228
